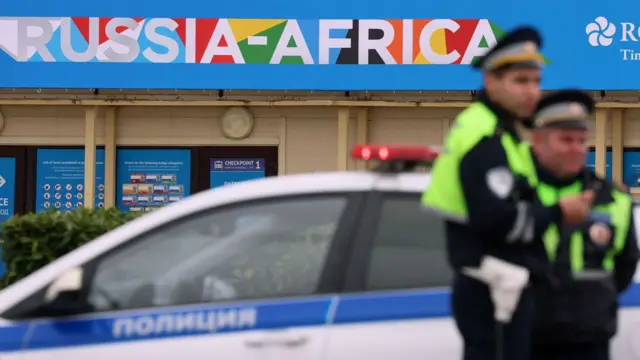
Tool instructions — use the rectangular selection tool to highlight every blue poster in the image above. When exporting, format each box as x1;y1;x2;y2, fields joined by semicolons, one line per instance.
0;157;15;279
2;1;640;90
116;149;191;212
623;151;640;188
0;158;16;222
585;151;612;181
210;158;265;189
36;149;105;212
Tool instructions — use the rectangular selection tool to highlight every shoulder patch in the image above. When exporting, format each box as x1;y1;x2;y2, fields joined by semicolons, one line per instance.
486;167;514;199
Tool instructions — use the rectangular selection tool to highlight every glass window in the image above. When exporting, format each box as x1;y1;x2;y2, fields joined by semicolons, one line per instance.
86;196;348;312
365;194;452;291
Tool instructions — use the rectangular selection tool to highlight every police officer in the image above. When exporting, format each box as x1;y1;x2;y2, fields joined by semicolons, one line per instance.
527;90;640;360
421;27;594;360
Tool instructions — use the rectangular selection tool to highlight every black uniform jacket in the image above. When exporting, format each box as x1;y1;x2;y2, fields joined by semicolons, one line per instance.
446;92;562;279
532;156;639;344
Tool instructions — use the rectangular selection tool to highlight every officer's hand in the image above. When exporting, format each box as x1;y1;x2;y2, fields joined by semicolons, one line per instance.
558;190;594;226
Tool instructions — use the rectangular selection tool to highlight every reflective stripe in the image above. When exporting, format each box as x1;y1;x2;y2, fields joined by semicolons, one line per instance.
506;202;529;242
569;231;584;273
572;269;611;280
522;217;534;243
600;192;632;271
420;204;468;223
543;225;560;261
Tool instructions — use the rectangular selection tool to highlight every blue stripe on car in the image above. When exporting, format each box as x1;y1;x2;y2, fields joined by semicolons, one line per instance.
0;282;638;352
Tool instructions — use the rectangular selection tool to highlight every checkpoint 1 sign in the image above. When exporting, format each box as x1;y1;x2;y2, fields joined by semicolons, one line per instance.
210;158;265;189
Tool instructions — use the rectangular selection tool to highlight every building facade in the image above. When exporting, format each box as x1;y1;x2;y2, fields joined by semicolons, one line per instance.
0;3;638;216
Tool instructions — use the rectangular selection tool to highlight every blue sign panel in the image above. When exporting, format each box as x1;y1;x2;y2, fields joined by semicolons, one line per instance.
0;158;16;222
210;158;265;189
36;149;105;212
116;149;191;212
0;157;15;279
0;0;637;90
623;151;640;188
585;151;612;181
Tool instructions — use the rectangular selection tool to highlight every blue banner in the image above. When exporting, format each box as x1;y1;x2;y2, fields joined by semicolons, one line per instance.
585;151;613;181
210;158;265;189
36;149;105;212
0;158;16;223
623;151;640;189
0;0;637;90
116;149;191;212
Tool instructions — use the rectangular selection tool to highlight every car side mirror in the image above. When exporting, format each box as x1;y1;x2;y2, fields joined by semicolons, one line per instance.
45;267;83;303
39;267;91;317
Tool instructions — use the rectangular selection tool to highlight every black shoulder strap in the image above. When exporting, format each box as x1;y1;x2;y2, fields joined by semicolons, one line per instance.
582;169;615;205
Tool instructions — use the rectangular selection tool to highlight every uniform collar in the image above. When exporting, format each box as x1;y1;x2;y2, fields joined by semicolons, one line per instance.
531;152;579;187
531;152;615;204
477;90;521;141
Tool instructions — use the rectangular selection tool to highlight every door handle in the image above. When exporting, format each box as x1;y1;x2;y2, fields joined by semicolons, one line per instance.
244;339;268;348
244;335;308;349
279;335;308;348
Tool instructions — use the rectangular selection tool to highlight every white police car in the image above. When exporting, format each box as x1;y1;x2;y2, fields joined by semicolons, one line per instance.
0;145;638;360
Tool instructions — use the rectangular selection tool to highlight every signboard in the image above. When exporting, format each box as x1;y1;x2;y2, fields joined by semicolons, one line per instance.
0;1;638;90
0;158;16;222
0;157;15;279
35;149;105;212
584;150;640;189
210;158;265;188
623;151;640;188
585;151;612;181
116;149;191;212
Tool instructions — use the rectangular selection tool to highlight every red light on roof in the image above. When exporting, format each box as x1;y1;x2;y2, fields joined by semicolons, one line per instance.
360;147;372;160
351;144;440;162
379;147;389;160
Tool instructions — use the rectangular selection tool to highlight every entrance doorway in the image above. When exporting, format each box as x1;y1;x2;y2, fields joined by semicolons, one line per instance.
194;146;278;193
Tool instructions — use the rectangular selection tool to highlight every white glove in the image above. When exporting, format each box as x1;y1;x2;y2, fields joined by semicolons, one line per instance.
463;256;530;323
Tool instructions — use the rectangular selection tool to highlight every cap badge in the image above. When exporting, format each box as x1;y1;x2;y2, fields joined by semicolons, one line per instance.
569;103;584;116
522;42;537;53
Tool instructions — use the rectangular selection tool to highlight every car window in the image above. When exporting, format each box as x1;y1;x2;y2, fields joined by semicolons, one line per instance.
365;193;452;291
86;196;348;312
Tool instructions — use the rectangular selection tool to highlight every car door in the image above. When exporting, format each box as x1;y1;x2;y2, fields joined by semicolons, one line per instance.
6;193;364;360
611;260;640;359
325;191;462;360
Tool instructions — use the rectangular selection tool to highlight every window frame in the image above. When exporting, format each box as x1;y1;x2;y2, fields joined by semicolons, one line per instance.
343;190;450;293
2;191;368;320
